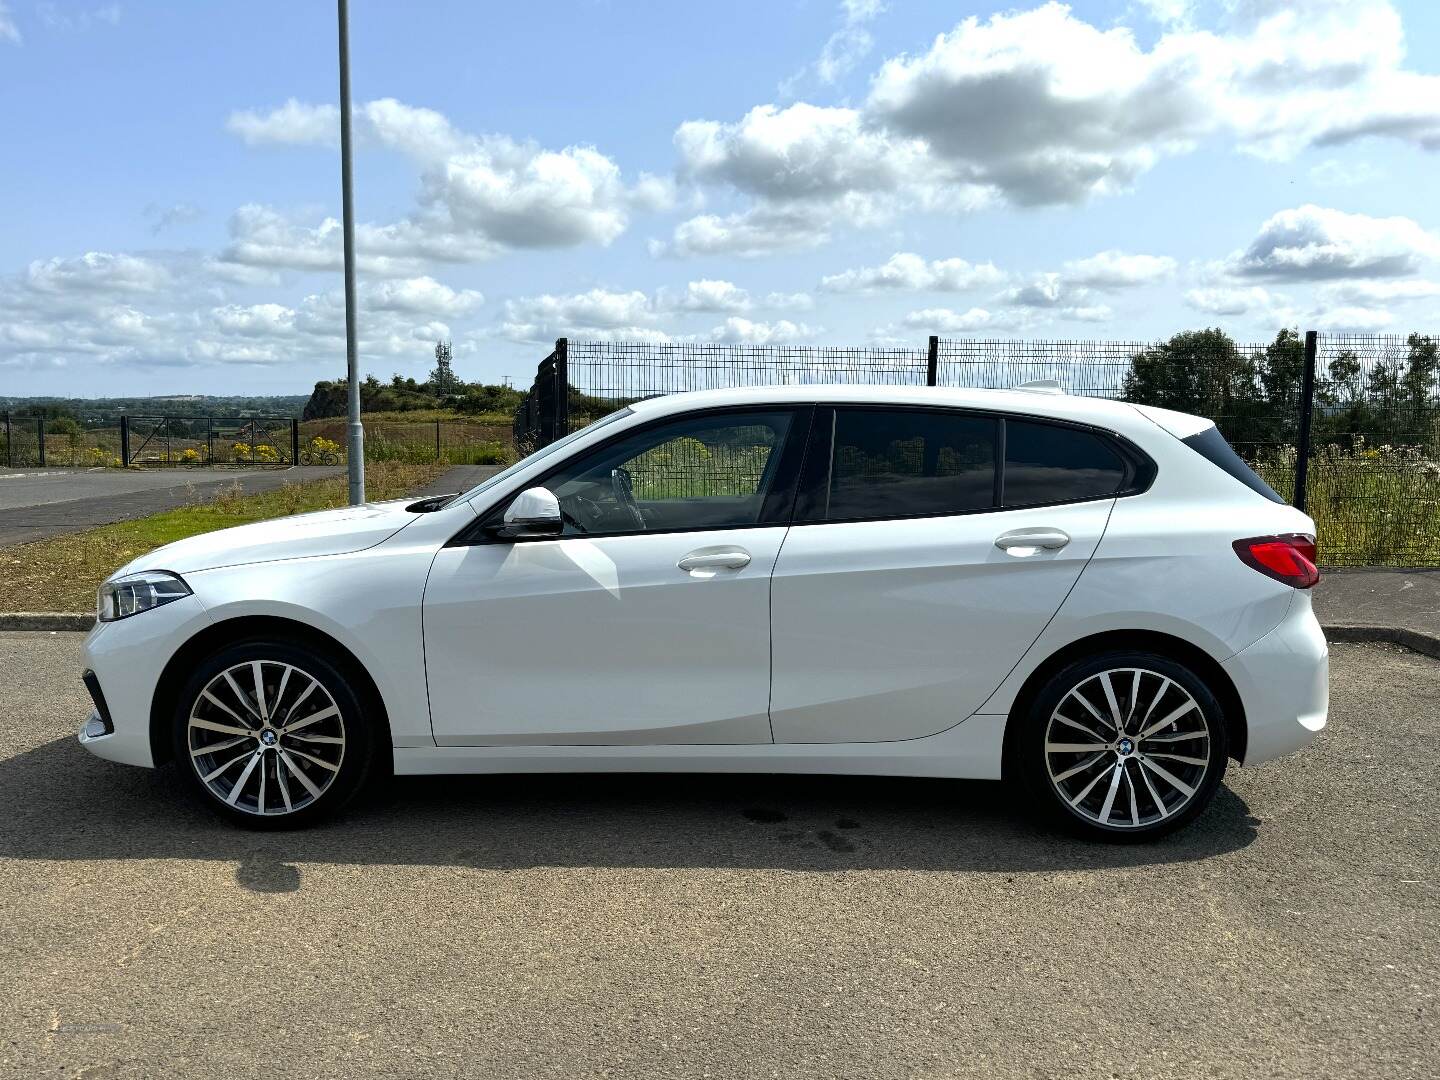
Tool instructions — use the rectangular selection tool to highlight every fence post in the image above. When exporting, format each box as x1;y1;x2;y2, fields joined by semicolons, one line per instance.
119;415;130;467
206;418;214;466
926;336;939;387
290;418;300;466
1294;330;1318;514
3;413;10;468
37;416;46;467
554;337;570;438
435;420;441;462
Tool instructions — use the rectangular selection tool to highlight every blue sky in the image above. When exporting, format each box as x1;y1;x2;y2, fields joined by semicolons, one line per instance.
2;0;1439;395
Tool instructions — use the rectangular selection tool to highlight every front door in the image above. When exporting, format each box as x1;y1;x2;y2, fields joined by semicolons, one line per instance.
423;406;807;745
770;406;1128;743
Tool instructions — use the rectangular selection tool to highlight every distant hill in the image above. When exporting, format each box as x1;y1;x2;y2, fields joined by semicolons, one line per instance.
0;394;310;419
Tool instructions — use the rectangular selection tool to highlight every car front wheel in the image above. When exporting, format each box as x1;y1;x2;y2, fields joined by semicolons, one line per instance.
171;640;379;828
1018;651;1230;841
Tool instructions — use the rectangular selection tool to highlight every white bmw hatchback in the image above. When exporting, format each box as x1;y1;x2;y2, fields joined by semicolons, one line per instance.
79;385;1328;840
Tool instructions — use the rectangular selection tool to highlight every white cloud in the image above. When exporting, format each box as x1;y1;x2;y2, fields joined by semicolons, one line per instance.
1308;304;1395;331
227;97;654;259
1003;274;1072;308
657;279;753;313
653;205;835;258
1308;158;1383;188
1062;304;1113;323
366;276;484;317
821;252;1005;293
217;204;496;278
0;1;20;43
1185;285;1279;315
1319;279;1440;304
709;317;817;345
0;251;483;374
1229;204;1440;280
1134;0;1192;28
783;0;887;92
228;99;340;147
36;2;119;32
671;0;1440;254
1061;250;1176;288
25;252;170;295
901;306;1000;332
500;288;659;344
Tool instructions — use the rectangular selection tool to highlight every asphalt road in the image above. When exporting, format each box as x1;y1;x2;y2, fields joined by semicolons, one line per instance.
0;635;1435;1080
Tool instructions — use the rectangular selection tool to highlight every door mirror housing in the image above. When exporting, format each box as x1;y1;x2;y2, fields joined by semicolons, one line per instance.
495;486;563;539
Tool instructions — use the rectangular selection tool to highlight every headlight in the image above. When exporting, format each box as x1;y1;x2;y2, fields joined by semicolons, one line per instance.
97;570;192;622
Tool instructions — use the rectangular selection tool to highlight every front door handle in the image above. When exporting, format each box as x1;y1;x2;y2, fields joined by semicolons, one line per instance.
995;528;1071;554
678;549;752;573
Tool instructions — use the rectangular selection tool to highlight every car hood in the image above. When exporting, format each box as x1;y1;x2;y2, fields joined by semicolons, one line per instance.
115;498;420;577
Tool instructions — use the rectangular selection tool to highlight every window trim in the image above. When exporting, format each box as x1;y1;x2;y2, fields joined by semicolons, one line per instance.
448;404;816;546
791;403;1155;527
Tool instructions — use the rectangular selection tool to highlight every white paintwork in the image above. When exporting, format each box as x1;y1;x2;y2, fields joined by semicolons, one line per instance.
79;383;1328;800
770;499;1112;743
423;528;787;744
110;498;423;576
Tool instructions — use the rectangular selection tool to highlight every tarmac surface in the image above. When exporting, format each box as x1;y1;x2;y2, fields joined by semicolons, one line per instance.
0;634;1434;1079
0;466;344;548
1312;566;1440;641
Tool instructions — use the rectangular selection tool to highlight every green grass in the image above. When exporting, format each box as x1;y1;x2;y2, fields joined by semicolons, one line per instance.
1;461;447;614
1254;446;1440;567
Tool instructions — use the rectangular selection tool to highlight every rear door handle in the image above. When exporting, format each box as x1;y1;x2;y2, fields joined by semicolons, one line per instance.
995;528;1071;554
678;548;752;573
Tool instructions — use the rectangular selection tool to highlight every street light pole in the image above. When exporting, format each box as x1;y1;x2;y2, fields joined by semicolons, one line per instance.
337;0;365;504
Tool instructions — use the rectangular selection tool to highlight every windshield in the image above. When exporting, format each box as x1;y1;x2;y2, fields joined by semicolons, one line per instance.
452;408;635;506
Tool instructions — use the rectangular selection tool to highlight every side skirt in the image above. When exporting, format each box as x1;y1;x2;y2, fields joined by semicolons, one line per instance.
393;715;1006;779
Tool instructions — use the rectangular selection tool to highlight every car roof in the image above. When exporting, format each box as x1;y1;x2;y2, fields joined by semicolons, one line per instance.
627;384;1177;433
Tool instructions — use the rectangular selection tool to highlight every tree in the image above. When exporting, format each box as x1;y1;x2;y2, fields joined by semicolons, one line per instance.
1401;332;1439;436
429;340;461;396
1123;329;1257;417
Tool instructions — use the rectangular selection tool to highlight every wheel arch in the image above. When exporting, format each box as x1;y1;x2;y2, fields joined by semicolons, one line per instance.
149;614;394;772
1000;629;1247;778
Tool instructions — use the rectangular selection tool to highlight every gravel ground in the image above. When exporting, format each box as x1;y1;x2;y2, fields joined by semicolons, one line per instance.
0;634;1434;1080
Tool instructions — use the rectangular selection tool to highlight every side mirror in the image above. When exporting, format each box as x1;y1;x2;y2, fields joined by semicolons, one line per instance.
497;486;563;539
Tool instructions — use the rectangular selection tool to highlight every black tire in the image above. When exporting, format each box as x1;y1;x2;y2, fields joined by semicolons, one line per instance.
171;639;381;829
1015;650;1229;842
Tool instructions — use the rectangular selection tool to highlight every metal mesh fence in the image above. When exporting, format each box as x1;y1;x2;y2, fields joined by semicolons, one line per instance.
937;335;1304;504
563;340;929;430
1308;334;1440;567
509;331;1440;567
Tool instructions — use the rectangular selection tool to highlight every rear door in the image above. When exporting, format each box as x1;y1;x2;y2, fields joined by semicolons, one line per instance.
769;406;1132;743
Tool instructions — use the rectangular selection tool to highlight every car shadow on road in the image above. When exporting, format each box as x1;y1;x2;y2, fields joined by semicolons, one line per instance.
0;736;1259;883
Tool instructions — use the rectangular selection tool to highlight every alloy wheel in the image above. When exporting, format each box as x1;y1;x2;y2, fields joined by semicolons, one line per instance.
1043;667;1212;830
186;660;347;817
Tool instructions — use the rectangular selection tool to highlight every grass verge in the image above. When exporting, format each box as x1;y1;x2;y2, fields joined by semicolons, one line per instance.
1;461;447;614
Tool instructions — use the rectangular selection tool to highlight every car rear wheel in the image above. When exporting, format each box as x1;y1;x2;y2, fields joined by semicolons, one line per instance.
171;640;379;828
1018;651;1229;841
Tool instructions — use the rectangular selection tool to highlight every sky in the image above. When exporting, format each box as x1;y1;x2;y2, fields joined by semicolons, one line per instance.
2;0;1439;396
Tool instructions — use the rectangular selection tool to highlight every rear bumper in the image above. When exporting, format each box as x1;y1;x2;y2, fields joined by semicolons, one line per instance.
1223;593;1329;766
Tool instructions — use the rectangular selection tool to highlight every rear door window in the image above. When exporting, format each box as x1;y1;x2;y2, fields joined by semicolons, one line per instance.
1002;420;1127;508
819;409;998;521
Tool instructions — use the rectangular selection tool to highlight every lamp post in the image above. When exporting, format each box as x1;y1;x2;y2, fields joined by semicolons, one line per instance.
337;0;365;503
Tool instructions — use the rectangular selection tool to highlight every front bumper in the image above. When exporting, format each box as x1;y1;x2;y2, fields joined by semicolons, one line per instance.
1222;592;1329;766
77;593;213;768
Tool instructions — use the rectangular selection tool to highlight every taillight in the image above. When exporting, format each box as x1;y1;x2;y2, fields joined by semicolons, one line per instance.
1232;534;1320;589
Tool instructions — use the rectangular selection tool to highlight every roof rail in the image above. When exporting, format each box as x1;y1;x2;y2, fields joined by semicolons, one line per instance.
1014;379;1065;395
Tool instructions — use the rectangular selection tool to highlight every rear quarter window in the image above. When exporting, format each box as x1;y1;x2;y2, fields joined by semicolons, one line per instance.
1180;425;1286;504
1002;420;1127;507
